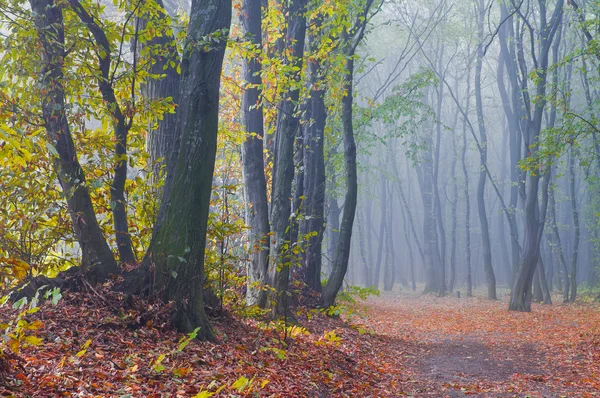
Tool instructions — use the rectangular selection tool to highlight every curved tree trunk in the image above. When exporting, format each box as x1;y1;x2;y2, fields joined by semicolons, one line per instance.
29;0;118;282
321;50;358;308
68;0;136;264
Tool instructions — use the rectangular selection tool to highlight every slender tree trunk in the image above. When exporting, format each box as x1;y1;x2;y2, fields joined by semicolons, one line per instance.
30;0;118;281
449;129;458;293
68;0;136;264
549;182;570;300
400;194;417;291
461;74;473;297
269;0;308;316
475;0;496;300
300;22;327;291
569;147;580;302
433;51;447;296
321;48;358;308
373;171;387;289
241;0;270;307
384;178;395;291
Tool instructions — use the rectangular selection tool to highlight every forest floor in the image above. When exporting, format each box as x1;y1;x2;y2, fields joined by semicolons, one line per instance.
1;286;600;397
366;289;600;397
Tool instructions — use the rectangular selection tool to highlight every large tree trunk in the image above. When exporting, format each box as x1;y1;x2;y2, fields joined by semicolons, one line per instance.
137;0;232;341
30;0;118;281
269;0;308;316
139;0;181;178
300;23;327;292
241;0;270;307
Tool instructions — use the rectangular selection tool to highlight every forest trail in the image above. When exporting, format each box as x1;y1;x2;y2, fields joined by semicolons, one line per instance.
365;291;600;397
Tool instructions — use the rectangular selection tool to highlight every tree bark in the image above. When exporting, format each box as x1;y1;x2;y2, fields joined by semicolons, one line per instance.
68;0;136;264
569;147;580;302
241;0;270;307
475;0;496;300
138;0;181;179
300;22;327;292
321;51;358;308
508;0;564;312
269;0;308;316
29;0;118;281
137;0;232;341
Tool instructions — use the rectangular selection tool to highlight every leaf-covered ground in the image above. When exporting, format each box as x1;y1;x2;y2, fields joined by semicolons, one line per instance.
366;290;600;397
2;288;600;397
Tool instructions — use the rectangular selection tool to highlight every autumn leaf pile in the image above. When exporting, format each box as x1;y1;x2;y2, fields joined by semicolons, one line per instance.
0;287;403;397
2;288;600;397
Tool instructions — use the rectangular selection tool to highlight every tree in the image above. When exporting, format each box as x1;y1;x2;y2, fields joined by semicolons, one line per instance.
509;0;564;312
241;0;271;307
322;0;378;308
268;0;309;317
134;0;232;340
29;0;118;281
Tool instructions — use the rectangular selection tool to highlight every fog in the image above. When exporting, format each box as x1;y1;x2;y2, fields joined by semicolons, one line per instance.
329;0;598;303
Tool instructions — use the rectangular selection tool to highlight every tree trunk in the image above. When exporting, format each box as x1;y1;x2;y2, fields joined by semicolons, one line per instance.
475;0;496;300
269;0;308;316
29;0;118;281
139;0;181;179
241;0;270;307
433;55;447;296
321;50;358;308
372;171;387;289
461;64;473;297
300;23;327;292
68;0;136;264
383;179;395;291
449;129;458;293
508;0;563;312
549;182;569;301
569;147;580;302
138;0;231;341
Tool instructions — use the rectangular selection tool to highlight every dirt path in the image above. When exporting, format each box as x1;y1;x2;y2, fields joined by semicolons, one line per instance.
364;291;600;397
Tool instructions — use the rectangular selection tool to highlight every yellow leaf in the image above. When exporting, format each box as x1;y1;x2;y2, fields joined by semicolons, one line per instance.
23;335;43;346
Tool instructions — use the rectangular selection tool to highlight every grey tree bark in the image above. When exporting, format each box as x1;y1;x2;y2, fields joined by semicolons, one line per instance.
509;0;564;312
300;21;327;292
241;0;270;307
269;0;308;316
475;0;496;300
